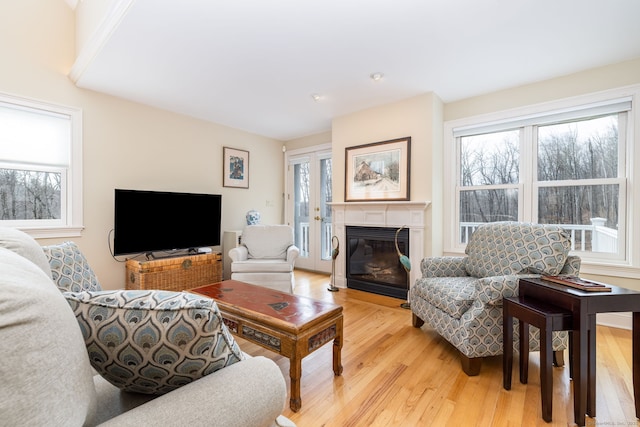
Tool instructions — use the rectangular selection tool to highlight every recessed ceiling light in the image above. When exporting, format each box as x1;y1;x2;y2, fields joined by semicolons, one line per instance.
370;72;384;82
311;93;322;102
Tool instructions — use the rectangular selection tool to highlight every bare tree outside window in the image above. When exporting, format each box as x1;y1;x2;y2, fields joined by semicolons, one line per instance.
458;114;621;254
320;158;333;259
459;130;519;225
0;168;61;220
295;162;310;218
321;158;332;217
537;116;619;226
536;115;620;252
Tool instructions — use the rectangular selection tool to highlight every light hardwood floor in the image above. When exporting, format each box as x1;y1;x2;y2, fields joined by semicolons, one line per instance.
235;270;638;427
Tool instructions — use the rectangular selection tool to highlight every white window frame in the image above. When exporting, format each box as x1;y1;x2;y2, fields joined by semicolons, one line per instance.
444;85;640;278
0;92;83;238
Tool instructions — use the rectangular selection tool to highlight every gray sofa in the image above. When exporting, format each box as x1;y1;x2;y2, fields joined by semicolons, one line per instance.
410;221;581;375
0;226;296;427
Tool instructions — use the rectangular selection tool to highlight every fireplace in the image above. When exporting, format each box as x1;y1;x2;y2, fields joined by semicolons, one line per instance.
329;201;430;294
345;226;409;299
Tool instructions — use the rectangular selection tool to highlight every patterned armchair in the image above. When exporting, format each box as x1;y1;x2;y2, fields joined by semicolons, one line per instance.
410;221;581;376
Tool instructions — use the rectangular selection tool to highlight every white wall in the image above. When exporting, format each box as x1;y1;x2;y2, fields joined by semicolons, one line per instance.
444;58;640;123
0;0;285;290
285;130;332;151
74;0;113;54
331;93;444;258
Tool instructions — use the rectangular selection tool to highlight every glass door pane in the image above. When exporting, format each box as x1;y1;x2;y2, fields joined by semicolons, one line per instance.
320;157;332;260
293;161;310;258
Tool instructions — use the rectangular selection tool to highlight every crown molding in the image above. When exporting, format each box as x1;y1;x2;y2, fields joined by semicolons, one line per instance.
68;0;135;84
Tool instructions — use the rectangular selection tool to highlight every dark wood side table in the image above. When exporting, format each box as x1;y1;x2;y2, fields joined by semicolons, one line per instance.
519;277;640;427
503;296;573;422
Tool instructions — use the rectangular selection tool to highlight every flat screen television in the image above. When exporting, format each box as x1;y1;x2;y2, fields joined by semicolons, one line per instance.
113;189;222;256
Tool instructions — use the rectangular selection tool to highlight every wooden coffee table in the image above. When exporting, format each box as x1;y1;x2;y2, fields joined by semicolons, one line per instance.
189;280;344;412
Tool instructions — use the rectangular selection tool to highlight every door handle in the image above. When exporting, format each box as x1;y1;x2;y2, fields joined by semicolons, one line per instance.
314;216;321;221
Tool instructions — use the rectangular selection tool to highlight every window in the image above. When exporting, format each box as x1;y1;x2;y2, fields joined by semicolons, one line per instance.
0;93;83;237
444;86;639;273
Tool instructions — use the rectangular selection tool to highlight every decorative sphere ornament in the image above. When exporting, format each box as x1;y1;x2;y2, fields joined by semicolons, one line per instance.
246;209;261;225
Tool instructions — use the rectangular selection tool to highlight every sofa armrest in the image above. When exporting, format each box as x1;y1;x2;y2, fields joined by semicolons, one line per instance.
97;356;288;427
228;245;249;262
560;255;581;276
420;256;468;278
286;245;300;264
476;274;541;306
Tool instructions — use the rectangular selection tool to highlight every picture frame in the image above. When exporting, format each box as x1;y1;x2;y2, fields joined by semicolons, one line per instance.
223;147;249;189
345;136;411;202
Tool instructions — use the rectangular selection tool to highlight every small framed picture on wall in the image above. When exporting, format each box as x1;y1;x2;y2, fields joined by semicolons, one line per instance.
223;147;249;189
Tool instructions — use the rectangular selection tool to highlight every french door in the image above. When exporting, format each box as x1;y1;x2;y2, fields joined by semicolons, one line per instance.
285;145;332;273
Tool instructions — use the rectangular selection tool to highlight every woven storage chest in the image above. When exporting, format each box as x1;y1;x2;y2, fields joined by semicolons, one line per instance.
125;252;222;292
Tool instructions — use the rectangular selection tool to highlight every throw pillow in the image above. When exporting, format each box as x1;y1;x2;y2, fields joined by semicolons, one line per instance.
0;226;52;278
42;241;102;292
64;289;245;395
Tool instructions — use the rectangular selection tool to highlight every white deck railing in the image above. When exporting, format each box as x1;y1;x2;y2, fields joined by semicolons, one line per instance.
297;221;333;258
460;218;618;253
298;219;618;257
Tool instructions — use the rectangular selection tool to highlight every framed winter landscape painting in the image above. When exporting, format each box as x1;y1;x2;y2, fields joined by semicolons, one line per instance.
223;147;249;188
345;137;411;202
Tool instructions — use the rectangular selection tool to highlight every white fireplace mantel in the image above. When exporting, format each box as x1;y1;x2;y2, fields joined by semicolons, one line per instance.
329;201;430;290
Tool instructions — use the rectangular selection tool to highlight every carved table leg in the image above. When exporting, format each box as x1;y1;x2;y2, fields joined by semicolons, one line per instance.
333;325;343;376
289;354;302;412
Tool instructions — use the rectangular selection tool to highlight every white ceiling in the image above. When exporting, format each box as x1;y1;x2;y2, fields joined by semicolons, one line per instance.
71;0;640;141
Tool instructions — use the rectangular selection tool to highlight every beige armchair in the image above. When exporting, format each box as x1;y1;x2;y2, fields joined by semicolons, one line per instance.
228;225;300;293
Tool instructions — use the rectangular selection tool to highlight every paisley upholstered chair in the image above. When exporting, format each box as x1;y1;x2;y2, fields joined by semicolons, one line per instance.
410;222;581;375
42;241;103;293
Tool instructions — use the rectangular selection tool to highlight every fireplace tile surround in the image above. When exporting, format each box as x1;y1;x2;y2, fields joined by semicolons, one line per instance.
329;201;430;293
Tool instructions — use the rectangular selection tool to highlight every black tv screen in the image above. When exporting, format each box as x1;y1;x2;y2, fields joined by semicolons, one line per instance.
114;189;222;256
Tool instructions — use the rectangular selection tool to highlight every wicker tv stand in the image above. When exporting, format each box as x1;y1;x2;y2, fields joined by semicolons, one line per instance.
125;252;222;291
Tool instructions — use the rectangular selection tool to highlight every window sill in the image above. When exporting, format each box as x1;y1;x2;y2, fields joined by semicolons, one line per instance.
19;226;84;240
579;262;640;280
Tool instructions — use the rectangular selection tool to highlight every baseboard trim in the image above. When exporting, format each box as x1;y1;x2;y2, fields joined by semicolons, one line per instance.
597;312;632;330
